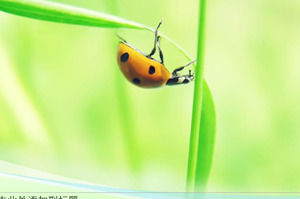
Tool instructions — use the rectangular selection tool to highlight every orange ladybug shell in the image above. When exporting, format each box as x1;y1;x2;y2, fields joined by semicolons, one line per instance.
117;42;171;88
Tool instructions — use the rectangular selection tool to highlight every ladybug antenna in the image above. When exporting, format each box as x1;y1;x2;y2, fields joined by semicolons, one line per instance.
116;34;127;43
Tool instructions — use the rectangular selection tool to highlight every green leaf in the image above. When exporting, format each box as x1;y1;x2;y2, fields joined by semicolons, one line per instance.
0;0;194;60
0;0;149;29
0;0;196;64
186;0;216;192
195;80;216;191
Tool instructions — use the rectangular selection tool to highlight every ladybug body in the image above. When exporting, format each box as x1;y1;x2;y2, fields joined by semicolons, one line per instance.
117;20;195;88
117;42;170;88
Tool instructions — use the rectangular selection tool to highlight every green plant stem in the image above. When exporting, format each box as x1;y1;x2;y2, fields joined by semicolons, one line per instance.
186;0;207;192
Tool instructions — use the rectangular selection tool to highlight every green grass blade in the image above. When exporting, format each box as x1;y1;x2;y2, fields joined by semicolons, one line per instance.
0;0;193;63
194;81;216;191
186;0;216;192
0;0;148;29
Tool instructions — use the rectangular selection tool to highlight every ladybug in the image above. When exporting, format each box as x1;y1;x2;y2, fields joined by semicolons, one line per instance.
117;20;195;88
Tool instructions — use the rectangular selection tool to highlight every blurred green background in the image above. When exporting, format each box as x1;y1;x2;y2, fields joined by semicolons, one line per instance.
0;0;299;192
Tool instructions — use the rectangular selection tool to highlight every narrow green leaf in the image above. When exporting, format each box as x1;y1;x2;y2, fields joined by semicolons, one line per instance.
0;0;193;60
186;0;216;192
0;0;149;29
195;81;216;191
0;0;194;65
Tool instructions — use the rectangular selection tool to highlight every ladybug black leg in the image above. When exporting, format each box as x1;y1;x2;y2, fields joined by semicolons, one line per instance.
146;20;163;58
171;60;196;76
157;36;164;64
166;71;194;86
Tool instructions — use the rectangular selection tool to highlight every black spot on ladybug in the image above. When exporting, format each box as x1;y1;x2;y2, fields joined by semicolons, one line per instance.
120;53;129;62
133;78;141;84
148;65;155;75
